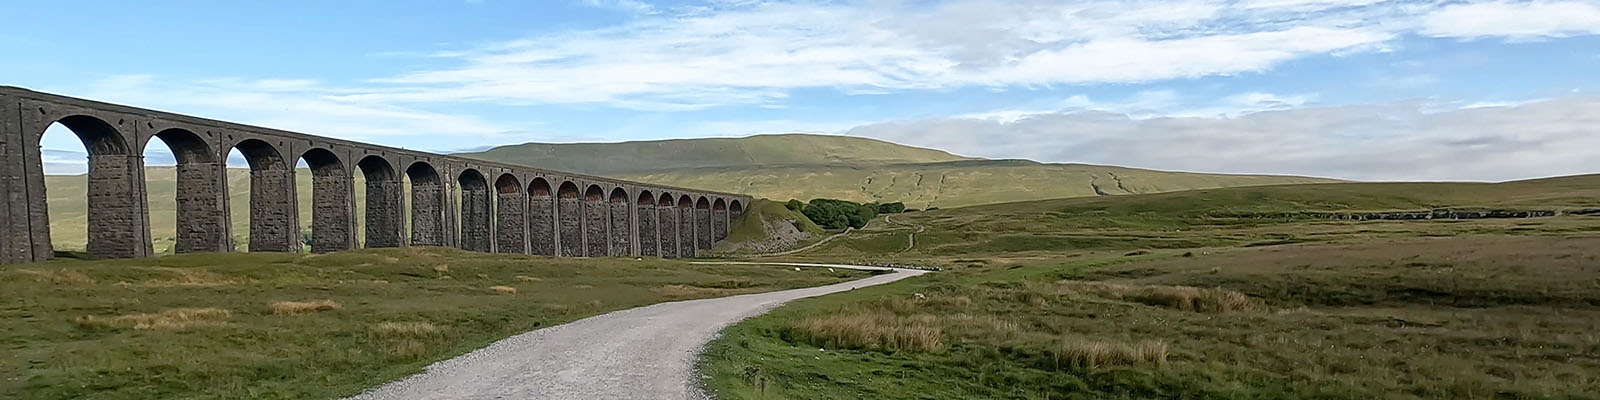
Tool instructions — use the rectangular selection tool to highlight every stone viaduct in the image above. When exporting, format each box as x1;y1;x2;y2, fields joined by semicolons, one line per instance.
0;86;748;264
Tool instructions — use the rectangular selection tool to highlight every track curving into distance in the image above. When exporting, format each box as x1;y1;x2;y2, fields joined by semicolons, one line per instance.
347;263;927;400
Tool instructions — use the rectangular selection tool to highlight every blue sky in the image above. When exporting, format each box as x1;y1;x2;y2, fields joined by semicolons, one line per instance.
7;0;1600;180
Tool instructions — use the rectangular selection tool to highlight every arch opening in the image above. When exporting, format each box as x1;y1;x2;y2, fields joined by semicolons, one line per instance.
527;177;556;255
494;173;526;254
695;196;713;250
456;169;492;252
677;195;695;258
656;192;677;258
357;156;403;248
227;139;294;252
556;181;582;257
296;148;351;254
637;190;657;257
145;128;223;255
607;187;630;256
37;116;143;258
583;185;608;257
406;162;445;247
712;198;729;242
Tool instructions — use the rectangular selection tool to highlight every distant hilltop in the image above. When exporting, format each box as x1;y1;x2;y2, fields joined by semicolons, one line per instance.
458;133;1342;209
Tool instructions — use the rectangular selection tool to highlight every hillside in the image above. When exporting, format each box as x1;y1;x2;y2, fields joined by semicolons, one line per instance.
457;133;974;176
458;133;1340;208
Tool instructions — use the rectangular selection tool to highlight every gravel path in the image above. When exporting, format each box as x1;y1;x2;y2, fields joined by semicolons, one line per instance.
347;263;926;400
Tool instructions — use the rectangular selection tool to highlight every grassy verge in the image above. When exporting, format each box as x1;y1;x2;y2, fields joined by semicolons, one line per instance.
0;247;866;399
700;233;1600;399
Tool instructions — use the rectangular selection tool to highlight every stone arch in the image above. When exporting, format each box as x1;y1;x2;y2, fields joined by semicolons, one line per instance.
148;128;225;254
457;168;492;252
712;198;729;242
677;194;696;258
557;181;582;257
357;156;403;248
229;138;296;253
494;173;526;254
656;192;678;258
695;196;713;250
608;187;631;257
583;184;607;257
636;190;658;257
730;199;744;215
527;177;556;256
298;148;352;253
37;115;145;258
405;161;445;246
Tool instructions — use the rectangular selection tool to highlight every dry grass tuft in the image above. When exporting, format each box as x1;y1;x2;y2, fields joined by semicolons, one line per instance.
490;285;517;295
77;308;231;331
1053;339;1168;369
515;275;541;282
371;321;445;357
269;299;340;315
1056;280;1259;313
794;311;943;352
11;268;96;285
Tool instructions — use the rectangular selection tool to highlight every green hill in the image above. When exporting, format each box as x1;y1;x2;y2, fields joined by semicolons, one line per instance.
459;133;1340;209
458;133;974;176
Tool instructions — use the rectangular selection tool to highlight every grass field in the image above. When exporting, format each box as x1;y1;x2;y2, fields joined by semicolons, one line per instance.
698;175;1600;399
0;248;866;399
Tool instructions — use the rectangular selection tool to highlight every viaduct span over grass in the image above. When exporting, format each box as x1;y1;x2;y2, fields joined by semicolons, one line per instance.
0;86;748;263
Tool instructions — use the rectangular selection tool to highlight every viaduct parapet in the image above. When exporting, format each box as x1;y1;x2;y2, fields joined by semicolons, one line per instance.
0;86;749;264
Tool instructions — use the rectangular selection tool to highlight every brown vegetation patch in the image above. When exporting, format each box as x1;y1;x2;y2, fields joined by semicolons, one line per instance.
490;285;517;295
793;310;942;352
77;308;232;331
1053;339;1168;369
371;321;446;357
515;275;541;282
269;299;340;315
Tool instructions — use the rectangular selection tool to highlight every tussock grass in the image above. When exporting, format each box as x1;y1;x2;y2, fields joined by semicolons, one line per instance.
515;275;541;282
371;321;446;357
792;310;942;352
269;300;340;316
136;267;247;287
1053;339;1168;369
489;285;517;295
1056;280;1260;312
77;308;231;331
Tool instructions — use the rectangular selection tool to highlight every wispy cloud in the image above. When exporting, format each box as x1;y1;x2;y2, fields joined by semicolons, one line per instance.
849;96;1600;182
1421;1;1600;40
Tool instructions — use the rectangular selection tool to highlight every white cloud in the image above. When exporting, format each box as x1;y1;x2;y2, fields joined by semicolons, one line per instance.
361;0;1404;109
847;96;1600;182
1421;1;1600;40
74;75;529;144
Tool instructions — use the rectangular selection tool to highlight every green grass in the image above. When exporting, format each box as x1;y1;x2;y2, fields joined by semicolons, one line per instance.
699;177;1600;399
0;248;867;399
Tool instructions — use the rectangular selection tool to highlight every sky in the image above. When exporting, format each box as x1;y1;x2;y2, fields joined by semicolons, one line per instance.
6;0;1599;181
